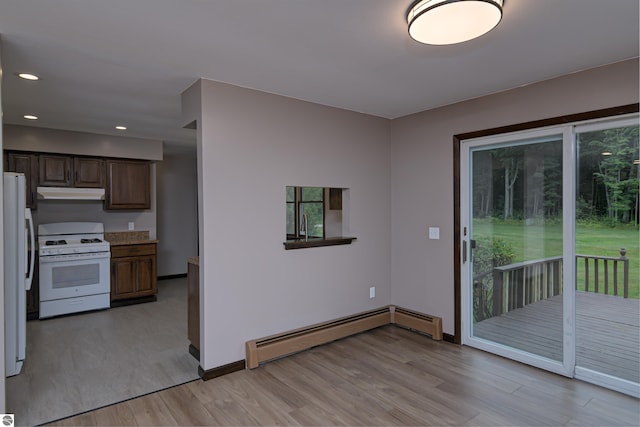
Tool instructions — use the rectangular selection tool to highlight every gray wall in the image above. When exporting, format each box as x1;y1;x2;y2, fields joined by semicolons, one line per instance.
183;59;639;370
183;79;392;369
390;58;640;334
4;125;163;160
156;145;198;276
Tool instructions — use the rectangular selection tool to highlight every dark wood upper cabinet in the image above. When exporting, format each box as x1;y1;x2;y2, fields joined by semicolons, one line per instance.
39;154;106;188
5;150;152;211
5;151;39;209
105;159;151;210
74;157;105;188
39;154;73;187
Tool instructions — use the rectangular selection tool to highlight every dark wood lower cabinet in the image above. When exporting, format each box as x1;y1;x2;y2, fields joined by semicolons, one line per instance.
110;243;157;303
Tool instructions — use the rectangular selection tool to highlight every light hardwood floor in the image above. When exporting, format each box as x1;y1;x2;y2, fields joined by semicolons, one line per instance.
51;325;639;426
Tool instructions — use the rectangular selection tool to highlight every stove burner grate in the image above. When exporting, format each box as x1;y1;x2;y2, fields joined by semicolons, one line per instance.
45;240;67;246
81;238;102;244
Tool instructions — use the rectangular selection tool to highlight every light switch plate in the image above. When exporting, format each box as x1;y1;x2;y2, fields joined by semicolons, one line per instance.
428;227;440;240
128;222;135;231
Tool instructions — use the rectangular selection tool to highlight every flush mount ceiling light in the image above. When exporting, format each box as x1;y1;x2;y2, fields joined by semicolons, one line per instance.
407;0;503;45
23;115;38;120
115;125;127;130
17;73;39;81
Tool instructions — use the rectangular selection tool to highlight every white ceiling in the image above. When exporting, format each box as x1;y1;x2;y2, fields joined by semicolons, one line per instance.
0;0;638;148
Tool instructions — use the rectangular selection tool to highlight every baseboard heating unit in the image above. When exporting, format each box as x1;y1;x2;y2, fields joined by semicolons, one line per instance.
246;305;442;369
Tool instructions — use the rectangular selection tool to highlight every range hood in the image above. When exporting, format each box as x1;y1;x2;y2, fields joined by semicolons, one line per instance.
37;187;105;201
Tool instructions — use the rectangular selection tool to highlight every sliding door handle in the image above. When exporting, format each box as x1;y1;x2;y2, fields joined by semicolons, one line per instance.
463;240;468;264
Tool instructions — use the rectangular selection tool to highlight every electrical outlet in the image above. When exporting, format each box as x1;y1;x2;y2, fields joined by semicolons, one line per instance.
369;286;375;299
128;222;135;231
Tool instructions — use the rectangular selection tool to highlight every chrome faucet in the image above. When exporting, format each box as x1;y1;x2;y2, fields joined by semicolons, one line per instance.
300;213;308;241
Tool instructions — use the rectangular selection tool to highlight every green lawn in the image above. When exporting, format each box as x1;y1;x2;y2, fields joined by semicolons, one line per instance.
473;219;639;299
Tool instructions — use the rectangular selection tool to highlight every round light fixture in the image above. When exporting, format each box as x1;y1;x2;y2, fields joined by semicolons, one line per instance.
18;73;39;81
23;115;38;120
115;125;127;130
407;0;503;45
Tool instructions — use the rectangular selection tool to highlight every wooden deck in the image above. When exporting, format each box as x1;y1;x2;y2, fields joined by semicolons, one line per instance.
473;291;639;383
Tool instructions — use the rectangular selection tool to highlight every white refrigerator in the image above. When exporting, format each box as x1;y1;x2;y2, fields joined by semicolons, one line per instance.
3;172;35;377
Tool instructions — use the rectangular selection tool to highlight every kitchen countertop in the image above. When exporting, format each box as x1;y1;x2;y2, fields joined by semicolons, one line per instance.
105;230;158;246
108;239;159;246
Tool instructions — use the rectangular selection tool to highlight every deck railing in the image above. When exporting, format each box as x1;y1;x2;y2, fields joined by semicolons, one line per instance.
477;248;630;320
576;248;629;298
472;270;494;321
492;256;563;317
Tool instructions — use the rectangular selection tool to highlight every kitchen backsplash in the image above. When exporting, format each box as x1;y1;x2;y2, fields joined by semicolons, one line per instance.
104;230;150;243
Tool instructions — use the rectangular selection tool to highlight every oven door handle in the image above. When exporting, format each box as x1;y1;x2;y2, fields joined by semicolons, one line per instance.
25;208;35;291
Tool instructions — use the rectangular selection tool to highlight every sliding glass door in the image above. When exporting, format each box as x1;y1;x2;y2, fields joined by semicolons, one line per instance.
574;119;639;396
461;115;639;396
461;128;571;376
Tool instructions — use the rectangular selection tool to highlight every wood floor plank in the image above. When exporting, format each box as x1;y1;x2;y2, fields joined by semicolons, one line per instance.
157;384;219;426
214;372;300;425
566;395;640;427
90;402;138;427
264;359;370;425
51;325;640;427
51;412;97;426
202;398;262;426
125;392;179;426
463;411;523;427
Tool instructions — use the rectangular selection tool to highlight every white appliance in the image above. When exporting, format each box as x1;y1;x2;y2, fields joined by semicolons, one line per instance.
4;172;36;377
36;186;105;200
38;222;111;319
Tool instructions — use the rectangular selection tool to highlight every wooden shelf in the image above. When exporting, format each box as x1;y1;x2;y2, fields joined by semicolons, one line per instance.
283;236;356;250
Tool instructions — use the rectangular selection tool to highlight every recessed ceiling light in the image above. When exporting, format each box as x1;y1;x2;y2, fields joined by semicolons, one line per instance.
18;73;39;81
23;115;38;120
115;126;127;130
601;152;612;156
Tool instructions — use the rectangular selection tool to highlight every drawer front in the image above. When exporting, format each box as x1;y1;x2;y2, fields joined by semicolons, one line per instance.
111;243;156;258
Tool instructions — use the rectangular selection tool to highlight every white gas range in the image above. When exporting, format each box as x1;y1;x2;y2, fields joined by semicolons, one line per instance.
38;222;111;318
